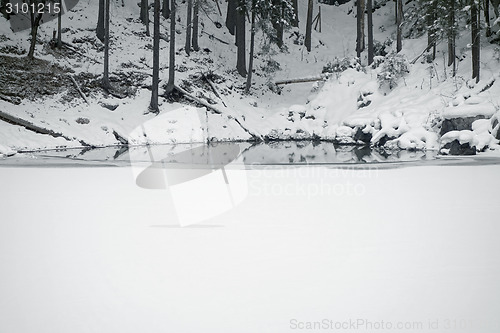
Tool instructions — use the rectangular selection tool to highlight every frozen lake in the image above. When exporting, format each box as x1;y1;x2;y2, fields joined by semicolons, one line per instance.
1;144;500;332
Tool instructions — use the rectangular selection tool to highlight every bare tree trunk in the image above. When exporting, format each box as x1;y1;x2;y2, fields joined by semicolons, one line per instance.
102;0;111;90
226;0;236;36
162;0;170;19
485;0;491;37
367;0;374;65
360;0;365;51
356;0;365;57
165;0;176;95
97;0;105;42
448;0;456;76
57;0;62;48
292;0;299;27
246;0;256;93
305;0;313;52
192;0;199;51
271;0;284;48
28;11;43;60
471;1;480;83
185;0;192;55
235;0;246;77
394;0;397;24
150;0;160;113
396;0;403;53
141;0;150;36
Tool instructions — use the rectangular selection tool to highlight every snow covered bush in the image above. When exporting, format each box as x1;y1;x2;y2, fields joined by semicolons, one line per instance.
373;39;393;57
377;53;410;92
322;57;364;78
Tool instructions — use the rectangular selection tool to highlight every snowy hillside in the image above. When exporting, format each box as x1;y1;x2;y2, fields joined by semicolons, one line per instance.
0;0;500;157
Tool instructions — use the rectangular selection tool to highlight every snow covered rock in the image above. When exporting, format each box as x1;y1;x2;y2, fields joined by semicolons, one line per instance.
440;130;477;155
440;115;487;135
335;126;355;144
353;126;373;144
396;127;439;151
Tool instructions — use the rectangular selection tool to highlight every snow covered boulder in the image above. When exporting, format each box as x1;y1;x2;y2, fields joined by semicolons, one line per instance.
353;126;373;145
396;127;439;151
440;130;477;155
440;115;487;135
335;126;356;144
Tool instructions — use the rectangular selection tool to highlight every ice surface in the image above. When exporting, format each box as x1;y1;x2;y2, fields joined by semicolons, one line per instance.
1;164;500;332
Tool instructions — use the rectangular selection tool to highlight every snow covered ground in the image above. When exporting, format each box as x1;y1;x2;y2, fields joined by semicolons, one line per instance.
0;162;499;333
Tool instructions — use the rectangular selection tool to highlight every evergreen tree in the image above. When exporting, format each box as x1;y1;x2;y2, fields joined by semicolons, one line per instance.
150;0;160;113
185;0;193;55
102;0;111;90
165;0;176;95
192;0;200;51
235;0;247;77
305;0;313;52
367;0;374;65
140;0;150;36
97;0;105;42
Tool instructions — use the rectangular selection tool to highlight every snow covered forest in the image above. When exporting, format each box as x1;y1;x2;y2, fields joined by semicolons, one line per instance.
1;0;500;157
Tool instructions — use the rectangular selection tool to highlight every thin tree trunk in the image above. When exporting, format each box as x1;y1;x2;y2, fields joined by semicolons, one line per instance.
28;12;43;60
485;0;491;37
162;0;170;19
97;0;105;42
292;0;299;27
235;0;246;77
356;0;364;57
226;0;236;35
471;1;480;83
102;0;111;90
185;0;192;55
246;1;256;93
150;0;160;113
57;0;62;48
396;0;403;53
395;0;398;24
165;0;176;95
367;0;374;65
305;0;313;52
360;0;365;51
448;0;456;76
271;0;284;48
141;0;150;36
192;0;199;51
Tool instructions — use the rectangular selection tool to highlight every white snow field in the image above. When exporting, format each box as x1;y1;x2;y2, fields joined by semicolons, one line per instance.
1;162;500;333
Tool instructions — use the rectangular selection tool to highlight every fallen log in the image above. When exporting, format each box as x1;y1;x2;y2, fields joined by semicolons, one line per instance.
410;37;441;64
69;75;89;105
275;74;329;86
173;84;262;141
0;109;87;145
202;73;227;107
0;93;21;105
62;41;102;64
173;84;222;114
201;31;230;45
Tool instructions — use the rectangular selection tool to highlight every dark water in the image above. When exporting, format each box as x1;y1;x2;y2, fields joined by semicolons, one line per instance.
0;141;446;167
